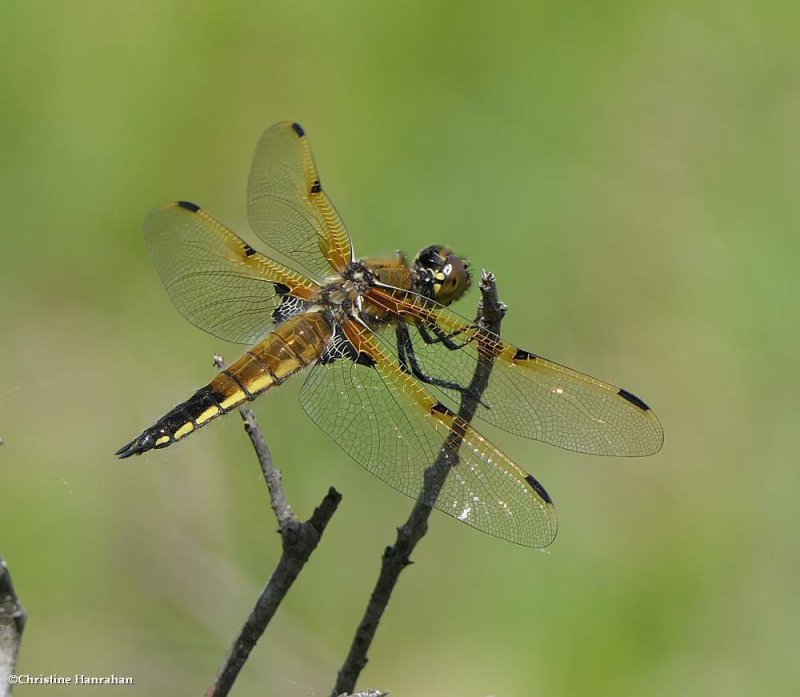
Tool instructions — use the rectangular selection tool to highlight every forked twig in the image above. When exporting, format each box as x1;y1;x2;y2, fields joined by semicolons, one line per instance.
332;271;506;696
206;356;342;697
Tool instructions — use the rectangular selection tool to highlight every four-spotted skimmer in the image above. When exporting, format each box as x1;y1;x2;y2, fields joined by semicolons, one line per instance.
117;122;663;547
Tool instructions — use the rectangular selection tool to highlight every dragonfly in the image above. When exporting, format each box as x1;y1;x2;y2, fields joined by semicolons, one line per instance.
117;121;663;548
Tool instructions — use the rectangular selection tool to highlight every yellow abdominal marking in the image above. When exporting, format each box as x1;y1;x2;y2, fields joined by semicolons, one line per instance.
196;406;220;425
219;388;246;410
155;435;171;446
174;422;194;439
243;373;274;394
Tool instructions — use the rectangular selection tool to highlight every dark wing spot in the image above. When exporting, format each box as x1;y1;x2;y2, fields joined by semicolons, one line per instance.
525;474;553;504
291;122;305;137
243;243;256;257
273;282;290;296
513;348;538;361
177;201;200;213
617;388;651;412
431;401;456;417
310;180;322;194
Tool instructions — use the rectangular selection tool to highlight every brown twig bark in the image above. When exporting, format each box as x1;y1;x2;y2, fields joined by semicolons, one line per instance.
332;271;506;696
0;557;26;696
206;356;342;697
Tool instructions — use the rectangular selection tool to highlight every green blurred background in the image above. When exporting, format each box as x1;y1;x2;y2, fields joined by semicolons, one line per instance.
1;1;798;695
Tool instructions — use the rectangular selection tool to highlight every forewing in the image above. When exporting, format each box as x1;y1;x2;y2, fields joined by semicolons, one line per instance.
247;121;354;279
144;201;319;344
299;319;558;548
366;286;664;456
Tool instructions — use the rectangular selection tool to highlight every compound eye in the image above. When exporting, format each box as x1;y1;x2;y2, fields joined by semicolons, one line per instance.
414;245;445;270
433;255;471;305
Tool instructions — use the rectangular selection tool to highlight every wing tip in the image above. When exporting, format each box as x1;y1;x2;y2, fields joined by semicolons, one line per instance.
650;423;666;455
522;474;559;549
617;387;665;455
290;122;305;137
536;523;559;550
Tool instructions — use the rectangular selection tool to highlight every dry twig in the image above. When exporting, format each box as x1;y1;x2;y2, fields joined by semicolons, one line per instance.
332;271;506;696
0;558;26;697
206;356;342;697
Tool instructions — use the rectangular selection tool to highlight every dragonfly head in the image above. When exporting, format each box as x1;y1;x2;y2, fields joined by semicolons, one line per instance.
413;245;471;306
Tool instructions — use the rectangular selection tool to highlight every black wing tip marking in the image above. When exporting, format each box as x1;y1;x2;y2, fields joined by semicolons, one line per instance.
177;200;200;213
617;388;651;412
115;434;155;459
310;179;322;194
243;243;256;257
525;474;554;504
513;348;538;361
290;122;305;137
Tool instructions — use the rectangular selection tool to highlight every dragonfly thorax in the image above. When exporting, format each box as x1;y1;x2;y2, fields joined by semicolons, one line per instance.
343;260;377;289
316;261;377;325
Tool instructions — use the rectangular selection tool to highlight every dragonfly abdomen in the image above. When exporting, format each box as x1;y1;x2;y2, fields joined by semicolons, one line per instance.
116;313;333;458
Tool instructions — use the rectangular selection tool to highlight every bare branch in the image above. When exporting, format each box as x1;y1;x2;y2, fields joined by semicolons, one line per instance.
206;356;342;697
0;557;26;697
332;271;506;696
212;354;293;528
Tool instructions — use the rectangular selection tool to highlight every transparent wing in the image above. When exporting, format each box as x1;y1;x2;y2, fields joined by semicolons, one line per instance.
144;201;319;344
299;319;558;548
247;121;354;279
365;286;664;456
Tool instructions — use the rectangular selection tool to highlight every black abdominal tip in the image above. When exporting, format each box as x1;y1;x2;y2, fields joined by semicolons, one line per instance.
115;440;137;458
115;435;150;458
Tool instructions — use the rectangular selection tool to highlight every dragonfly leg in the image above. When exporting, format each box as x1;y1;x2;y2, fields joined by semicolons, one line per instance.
416;322;473;351
396;324;489;408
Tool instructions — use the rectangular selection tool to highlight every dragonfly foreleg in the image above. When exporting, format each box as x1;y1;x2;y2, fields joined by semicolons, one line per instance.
396;324;489;408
